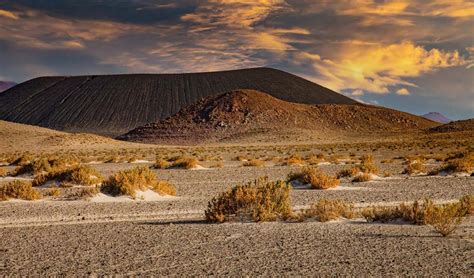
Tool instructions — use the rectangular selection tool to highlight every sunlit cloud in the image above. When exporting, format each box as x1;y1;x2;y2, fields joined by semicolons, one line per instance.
396;88;411;96
0;9;18;20
297;41;466;94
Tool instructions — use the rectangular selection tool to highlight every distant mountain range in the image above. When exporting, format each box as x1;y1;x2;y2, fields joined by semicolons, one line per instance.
0;81;16;92
421;112;451;124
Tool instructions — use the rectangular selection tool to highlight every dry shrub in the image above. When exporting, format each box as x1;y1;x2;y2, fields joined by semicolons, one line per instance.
33;165;102;187
243;159;265;167
0;180;42;201
430;153;473;175
101;166;176;197
153;158;170;169
403;161;426;175
44;186;61;197
65;187;99;200
424;202;465;236
209;162;224;168
172;156;199;169
337;168;359;178
358;155;378;174
0;167;8;177
151;181;176;196
205;177;292;223
288;167;339;189
352;173;372;182
361;198;468;236
302;199;354;222
286;155;304;165
459;195;474;215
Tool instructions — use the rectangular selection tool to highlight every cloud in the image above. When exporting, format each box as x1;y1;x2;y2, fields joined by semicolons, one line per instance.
0;9;18;20
396;88;410;95
181;0;287;28
297;41;466;94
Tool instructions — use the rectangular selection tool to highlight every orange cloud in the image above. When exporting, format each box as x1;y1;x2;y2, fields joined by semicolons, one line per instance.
0;9;19;20
396;88;410;95
298;41;466;94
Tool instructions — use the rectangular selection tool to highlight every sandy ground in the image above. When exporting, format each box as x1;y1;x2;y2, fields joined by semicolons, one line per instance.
1;163;473;276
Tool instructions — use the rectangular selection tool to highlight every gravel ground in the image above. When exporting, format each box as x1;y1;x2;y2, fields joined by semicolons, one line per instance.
0;163;473;276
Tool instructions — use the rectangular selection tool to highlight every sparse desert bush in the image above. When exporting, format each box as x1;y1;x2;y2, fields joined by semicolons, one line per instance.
205;177;292;223
33;165;102;187
209;162;224;168
153;158;170;169
151;181;176;196
459;195;474;215
287;167;339;189
361;198;468;236
352;173;372;182
0;167;8;177
424;202;465;236
0;180;42;201
43;186;61;197
403;161;426;175
101;166;176;197
286;154;304;165
65;187;99;200
357;155;378;174
336;168;359;178
172;156;199;169
301;199;354;222
243;159;265;167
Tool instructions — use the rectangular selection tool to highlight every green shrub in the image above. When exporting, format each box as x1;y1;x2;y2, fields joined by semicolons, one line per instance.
205;177;292;223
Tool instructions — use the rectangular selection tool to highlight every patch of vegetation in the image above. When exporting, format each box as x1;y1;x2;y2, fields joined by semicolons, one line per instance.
205;177;292;223
33;165;103;187
172;156;199;169
101;166;176;198
0;180;42;201
361;198;469;237
300;199;354;222
243;159;265;167
286;154;304;165
287;167;339;189
153;158;170;169
403;161;426;175
0;167;8;177
430;152;473;175
352;173;372;182
64;187;99;200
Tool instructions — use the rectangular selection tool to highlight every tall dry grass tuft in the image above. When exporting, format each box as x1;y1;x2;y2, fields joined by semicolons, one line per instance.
287;167;339;189
0;180;42;201
101;166;176;197
205;177;292;223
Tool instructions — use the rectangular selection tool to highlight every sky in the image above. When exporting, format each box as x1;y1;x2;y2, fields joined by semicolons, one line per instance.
0;0;473;119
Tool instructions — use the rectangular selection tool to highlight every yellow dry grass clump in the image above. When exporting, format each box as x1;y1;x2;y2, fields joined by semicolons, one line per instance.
171;156;199;169
337;155;378;182
403;161;426;175
101;166;176;197
153;158;170;169
287;167;339;189
33;164;103;187
205;177;292;223
243;159;265;167
300;199;354;222
0;167;8;177
361;198;470;236
0;180;42;201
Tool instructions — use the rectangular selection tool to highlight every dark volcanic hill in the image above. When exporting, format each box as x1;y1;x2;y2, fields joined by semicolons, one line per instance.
118;90;437;144
0;68;355;136
429;118;474;133
421;112;451;124
0;81;17;93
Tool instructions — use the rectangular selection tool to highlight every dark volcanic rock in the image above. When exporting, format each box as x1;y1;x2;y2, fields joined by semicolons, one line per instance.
118;90;437;145
0;68;355;136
